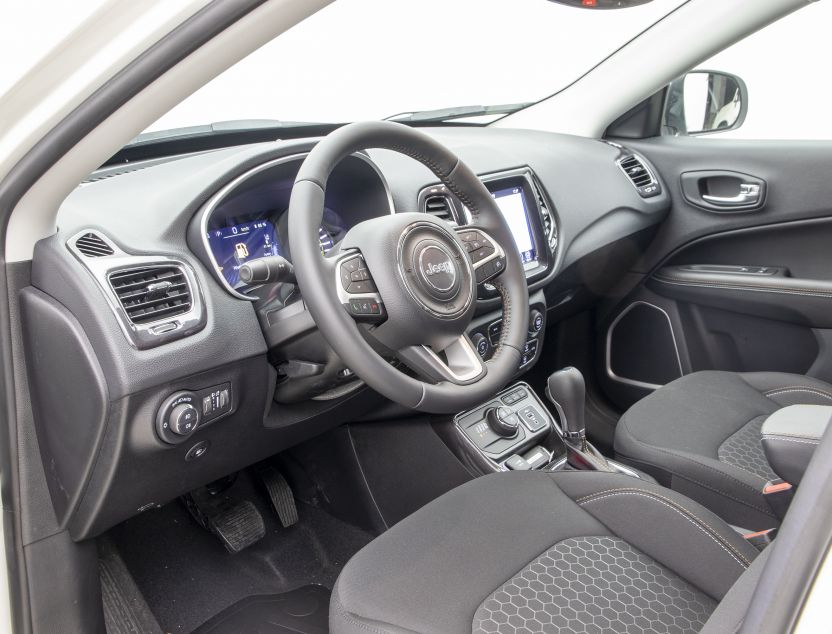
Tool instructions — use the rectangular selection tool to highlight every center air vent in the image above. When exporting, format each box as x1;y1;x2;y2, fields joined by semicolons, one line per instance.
109;265;192;325
75;233;114;257
618;155;660;198
424;194;456;224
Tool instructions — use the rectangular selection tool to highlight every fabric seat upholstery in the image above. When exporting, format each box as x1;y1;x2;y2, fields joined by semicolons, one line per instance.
614;371;832;528
330;470;760;634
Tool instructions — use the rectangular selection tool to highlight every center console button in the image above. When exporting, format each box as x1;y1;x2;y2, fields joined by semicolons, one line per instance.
505;454;531;471
471;333;490;358
518;405;547;432
529;309;544;334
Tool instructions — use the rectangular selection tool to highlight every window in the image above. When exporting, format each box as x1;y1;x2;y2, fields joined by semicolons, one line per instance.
689;1;832;140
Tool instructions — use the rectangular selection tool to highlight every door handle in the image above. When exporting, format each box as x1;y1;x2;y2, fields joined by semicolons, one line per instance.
680;171;766;212
701;183;761;207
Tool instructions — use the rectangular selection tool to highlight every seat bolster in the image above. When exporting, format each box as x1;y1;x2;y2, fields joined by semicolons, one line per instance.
739;372;832;407
616;417;778;528
551;471;759;600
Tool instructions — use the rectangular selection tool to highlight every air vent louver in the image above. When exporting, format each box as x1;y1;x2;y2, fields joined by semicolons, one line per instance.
618;155;660;197
424;194;455;224
109;266;191;325
75;233;114;257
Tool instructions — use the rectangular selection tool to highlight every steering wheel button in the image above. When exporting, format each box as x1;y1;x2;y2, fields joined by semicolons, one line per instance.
343;258;361;272
347;280;376;294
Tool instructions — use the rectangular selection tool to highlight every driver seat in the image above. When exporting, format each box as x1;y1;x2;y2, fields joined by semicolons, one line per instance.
330;469;770;634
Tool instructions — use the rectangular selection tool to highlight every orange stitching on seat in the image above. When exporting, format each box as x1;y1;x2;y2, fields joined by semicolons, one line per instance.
576;487;752;567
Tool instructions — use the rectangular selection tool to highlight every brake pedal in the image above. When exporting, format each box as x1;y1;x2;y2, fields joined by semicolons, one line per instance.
183;489;265;554
256;464;299;528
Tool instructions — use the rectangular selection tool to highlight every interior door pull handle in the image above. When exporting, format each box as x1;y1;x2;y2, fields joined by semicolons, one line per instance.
701;183;761;206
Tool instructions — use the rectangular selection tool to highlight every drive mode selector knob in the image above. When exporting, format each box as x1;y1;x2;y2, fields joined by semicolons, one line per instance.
157;391;201;443
485;406;520;438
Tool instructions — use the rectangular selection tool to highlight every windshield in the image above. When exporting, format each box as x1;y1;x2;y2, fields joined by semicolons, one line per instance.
146;0;686;133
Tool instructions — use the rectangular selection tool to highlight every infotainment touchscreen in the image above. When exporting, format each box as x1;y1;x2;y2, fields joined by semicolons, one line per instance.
207;220;281;289
491;186;537;268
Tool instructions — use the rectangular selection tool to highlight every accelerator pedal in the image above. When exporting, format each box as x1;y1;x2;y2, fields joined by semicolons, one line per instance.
256;463;299;527
183;488;265;553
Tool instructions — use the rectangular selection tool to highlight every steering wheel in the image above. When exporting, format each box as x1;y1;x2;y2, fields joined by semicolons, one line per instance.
288;121;529;413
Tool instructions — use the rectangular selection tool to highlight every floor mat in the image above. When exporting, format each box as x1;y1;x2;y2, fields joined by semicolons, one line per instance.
193;585;330;633
99;538;163;634
109;472;373;633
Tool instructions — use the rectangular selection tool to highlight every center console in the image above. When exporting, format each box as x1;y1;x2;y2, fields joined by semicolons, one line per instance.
452;382;558;473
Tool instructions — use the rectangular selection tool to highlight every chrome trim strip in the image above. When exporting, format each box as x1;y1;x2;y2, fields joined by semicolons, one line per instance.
605;300;684;390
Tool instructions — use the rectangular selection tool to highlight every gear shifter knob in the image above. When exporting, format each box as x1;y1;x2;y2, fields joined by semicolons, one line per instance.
546;366;585;439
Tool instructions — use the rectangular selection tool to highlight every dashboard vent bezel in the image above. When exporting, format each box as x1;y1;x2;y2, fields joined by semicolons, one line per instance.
74;232;115;257
423;194;455;223
617;154;661;198
108;265;193;326
417;185;465;225
66;229;206;349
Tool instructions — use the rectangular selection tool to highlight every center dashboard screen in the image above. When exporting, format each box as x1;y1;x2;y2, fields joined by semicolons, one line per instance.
491;186;537;268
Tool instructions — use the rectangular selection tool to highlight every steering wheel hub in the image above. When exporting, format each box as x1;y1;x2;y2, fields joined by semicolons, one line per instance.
398;221;474;319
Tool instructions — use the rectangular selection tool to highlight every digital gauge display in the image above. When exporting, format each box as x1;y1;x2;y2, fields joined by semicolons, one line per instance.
318;226;335;254
208;219;337;290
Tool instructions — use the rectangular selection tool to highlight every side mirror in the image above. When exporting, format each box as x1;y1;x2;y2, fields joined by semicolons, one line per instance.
663;71;748;136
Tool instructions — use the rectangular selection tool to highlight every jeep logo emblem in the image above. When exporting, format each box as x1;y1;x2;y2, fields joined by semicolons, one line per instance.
418;245;457;294
425;260;453;276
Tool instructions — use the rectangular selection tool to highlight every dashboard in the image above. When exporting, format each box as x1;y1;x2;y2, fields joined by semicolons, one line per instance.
25;127;670;539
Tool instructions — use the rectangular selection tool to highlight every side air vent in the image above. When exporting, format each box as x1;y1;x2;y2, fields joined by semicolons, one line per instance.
74;232;114;257
618;155;661;198
532;180;558;252
108;265;192;325
424;194;456;224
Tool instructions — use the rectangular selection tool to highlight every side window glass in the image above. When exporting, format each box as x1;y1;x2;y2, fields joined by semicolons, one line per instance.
662;1;832;140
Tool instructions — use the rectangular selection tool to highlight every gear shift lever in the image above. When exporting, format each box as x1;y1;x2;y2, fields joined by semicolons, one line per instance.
546;367;612;471
546;367;585;443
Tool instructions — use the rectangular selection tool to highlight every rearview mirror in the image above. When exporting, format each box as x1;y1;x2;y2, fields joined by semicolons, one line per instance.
663;71;748;136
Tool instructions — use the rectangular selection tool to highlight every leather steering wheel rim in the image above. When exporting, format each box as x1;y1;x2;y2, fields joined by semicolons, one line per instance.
288;121;528;413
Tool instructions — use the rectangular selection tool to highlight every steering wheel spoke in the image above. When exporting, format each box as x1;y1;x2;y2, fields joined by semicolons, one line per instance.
397;334;486;385
333;249;387;322
455;226;508;284
288;121;528;412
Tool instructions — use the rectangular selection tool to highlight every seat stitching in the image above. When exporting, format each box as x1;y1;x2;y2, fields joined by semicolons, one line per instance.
577;489;750;568
332;593;415;634
575;487;752;564
762;435;820;446
619;416;771;490
764;387;832;401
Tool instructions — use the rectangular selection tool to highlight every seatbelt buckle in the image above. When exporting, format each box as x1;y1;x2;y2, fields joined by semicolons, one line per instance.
762;479;793;520
743;527;777;551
